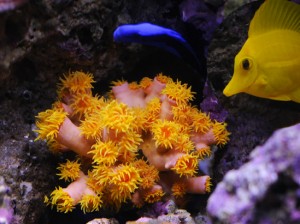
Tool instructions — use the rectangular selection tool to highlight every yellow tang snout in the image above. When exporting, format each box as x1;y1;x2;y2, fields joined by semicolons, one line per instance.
223;75;245;97
223;51;261;97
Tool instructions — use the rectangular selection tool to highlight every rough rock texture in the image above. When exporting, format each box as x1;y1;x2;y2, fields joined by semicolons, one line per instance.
87;209;199;224
1;0;298;223
86;218;119;224
0;0;211;223
0;0;206;88
206;1;300;184
127;209;196;224
207;123;300;224
0;176;13;224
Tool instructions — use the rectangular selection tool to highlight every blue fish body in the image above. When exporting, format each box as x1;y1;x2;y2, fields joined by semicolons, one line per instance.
113;23;203;75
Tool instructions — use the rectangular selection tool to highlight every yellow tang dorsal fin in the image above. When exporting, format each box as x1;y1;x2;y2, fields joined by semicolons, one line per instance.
249;0;300;37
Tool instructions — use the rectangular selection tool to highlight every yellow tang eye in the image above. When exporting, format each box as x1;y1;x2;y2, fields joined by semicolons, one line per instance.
241;58;252;70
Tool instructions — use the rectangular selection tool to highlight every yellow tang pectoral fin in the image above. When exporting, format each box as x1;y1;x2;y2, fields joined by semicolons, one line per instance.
223;74;249;97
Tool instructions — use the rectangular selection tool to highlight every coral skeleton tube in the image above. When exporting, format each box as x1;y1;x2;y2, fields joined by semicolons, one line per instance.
56;116;93;157
185;175;211;194
144;77;167;103
159;98;175;120
140;135;185;171
112;82;146;108
131;184;164;207
50;171;100;213
63;172;90;204
191;129;216;150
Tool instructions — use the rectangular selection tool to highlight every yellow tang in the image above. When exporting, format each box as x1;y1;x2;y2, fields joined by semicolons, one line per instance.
223;0;300;102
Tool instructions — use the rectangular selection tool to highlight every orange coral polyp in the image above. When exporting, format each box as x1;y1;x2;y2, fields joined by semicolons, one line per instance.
117;131;143;153
174;134;195;153
171;181;187;198
35;108;68;141
79;110;104;139
109;165;142;201
111;79;126;87
57;159;81;182
144;97;161;127
162;80;195;104
89;140;119;166
91;165;111;187
191;110;212;134
128;81;140;90
132;160;159;189
172;104;194;126
212;121;230;146
151;120;181;149
196;146;212;159
205;176;212;193
50;187;75;213
69;94;100;119
102;100;136;133
155;73;171;84
172;154;198;177
86;172;104;195
80;194;102;213
139;77;152;89
58;71;95;95
144;188;165;203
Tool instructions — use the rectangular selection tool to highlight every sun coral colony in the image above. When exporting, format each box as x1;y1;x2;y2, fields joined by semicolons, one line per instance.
35;71;230;213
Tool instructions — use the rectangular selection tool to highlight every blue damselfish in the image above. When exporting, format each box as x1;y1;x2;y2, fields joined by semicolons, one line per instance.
113;23;203;75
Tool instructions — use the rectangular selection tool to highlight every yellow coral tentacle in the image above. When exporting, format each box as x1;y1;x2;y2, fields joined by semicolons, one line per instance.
79;109;104;139
212;121;230;146
151;120;181;149
205;176;212;193
50;187;75;213
191;109;212;134
132;160;160;189
56;159;81;182
80;194;102;213
89;140;119;166
139;77;152;89
57;71;95;97
102;100;137;133
117;131;143;153
196;146;212;159
172;181;187;198
35;108;68;141
109;164;142;202
161;79;195;104
174;134;195;153
155;73;172;84
144;188;165;204
172;154;198;177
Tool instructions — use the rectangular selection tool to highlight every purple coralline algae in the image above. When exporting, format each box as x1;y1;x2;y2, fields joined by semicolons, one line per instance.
207;123;300;224
0;0;27;12
0;177;13;224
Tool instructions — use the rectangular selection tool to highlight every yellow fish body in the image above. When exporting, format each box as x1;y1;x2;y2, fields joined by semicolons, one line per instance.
223;0;300;102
